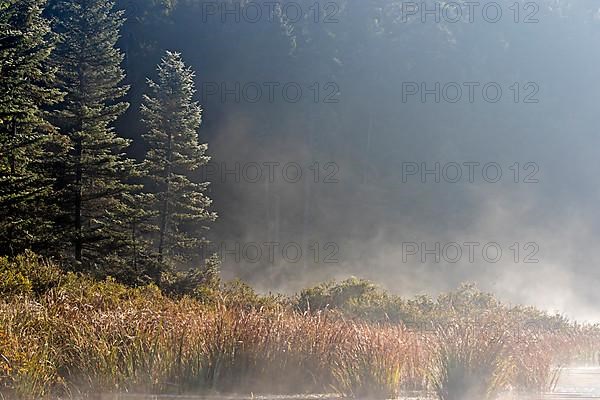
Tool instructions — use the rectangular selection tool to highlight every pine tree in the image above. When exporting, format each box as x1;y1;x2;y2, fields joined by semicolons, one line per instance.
105;191;163;284
141;51;216;269
49;0;137;267
0;0;64;256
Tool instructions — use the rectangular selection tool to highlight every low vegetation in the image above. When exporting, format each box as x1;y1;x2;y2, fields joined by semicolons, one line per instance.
0;253;598;399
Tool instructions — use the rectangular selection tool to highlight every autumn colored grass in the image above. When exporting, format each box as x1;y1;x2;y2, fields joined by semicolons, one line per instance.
0;253;599;399
0;286;416;398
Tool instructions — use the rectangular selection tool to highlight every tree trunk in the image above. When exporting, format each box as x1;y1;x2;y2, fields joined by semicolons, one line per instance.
157;131;172;263
10;117;16;175
132;222;138;274
74;136;82;262
75;64;85;263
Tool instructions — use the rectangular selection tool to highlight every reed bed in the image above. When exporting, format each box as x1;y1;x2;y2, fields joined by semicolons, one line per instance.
0;263;599;399
0;284;418;398
424;316;513;400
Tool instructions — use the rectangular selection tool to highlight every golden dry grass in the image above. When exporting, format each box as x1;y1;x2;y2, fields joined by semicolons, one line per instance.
0;269;598;399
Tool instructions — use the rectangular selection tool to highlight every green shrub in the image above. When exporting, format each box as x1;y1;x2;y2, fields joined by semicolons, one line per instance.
221;279;285;310
296;277;382;311
0;251;61;296
160;254;222;298
296;277;431;324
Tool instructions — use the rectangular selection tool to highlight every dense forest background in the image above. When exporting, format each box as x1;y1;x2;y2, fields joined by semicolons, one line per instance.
3;0;600;319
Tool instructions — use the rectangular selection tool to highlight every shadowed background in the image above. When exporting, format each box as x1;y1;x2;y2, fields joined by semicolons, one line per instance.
113;0;600;320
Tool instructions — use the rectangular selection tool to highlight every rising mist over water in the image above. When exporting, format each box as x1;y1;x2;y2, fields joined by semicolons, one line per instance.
111;0;600;321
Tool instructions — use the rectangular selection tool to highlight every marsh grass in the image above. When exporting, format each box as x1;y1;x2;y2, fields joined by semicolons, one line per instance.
0;287;413;398
0;256;599;399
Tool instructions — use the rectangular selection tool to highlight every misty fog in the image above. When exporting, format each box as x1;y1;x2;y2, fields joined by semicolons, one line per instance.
112;0;600;321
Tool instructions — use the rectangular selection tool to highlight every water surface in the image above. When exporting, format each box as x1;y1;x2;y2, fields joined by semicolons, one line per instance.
97;367;600;400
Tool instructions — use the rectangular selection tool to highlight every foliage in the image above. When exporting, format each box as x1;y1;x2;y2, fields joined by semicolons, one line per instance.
140;51;217;269
48;0;137;268
0;250;62;296
160;254;221;299
220;279;285;310
0;0;65;256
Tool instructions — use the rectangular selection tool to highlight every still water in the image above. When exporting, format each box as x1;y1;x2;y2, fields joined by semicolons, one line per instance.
96;367;600;400
549;366;600;398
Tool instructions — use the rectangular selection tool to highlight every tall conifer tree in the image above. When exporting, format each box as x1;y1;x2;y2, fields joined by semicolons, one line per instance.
0;0;63;255
50;0;136;266
141;51;216;268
